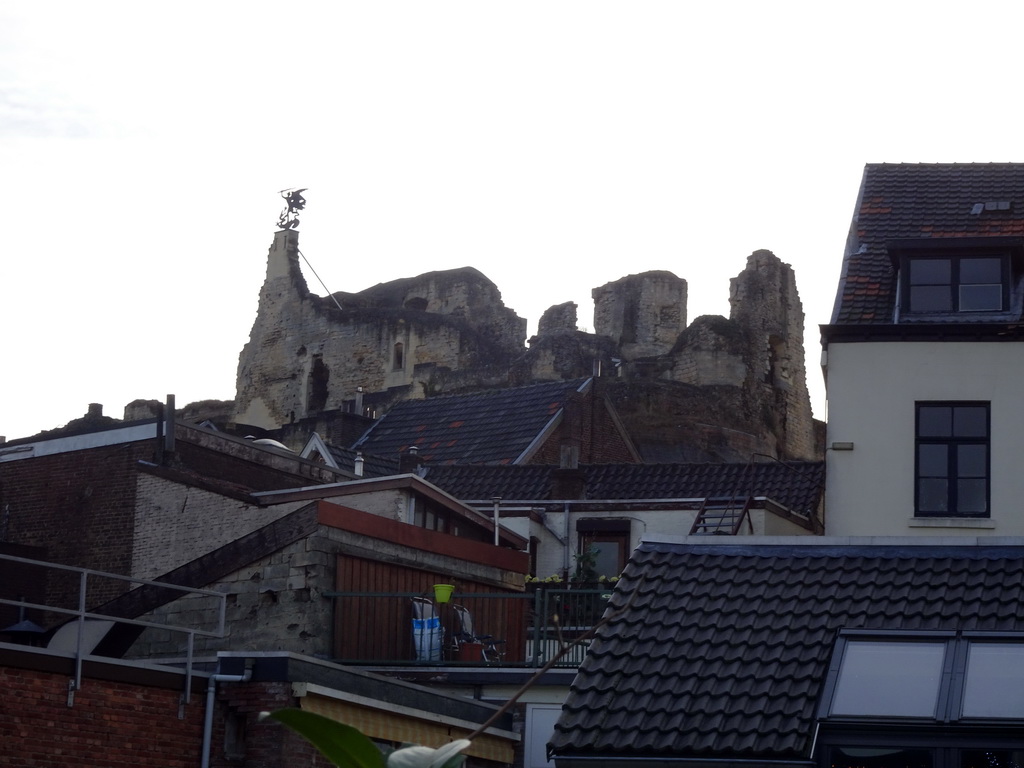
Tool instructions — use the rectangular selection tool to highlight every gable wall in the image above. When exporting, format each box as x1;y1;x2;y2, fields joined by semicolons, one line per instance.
826;341;1024;535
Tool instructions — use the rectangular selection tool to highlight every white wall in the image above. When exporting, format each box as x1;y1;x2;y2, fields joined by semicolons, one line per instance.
825;341;1024;536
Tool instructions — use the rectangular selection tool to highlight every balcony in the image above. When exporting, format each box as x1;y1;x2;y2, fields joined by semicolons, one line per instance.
327;585;613;668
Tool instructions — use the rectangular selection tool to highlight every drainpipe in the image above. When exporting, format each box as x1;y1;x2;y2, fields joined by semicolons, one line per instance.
201;669;252;768
562;502;571;580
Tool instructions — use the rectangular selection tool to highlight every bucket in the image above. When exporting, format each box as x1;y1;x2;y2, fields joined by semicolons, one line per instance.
433;584;455;604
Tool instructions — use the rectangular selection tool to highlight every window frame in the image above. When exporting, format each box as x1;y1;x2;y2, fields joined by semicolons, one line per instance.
902;253;1009;314
894;240;1015;318
914;402;990;518
576;519;631;579
816;631;1024;768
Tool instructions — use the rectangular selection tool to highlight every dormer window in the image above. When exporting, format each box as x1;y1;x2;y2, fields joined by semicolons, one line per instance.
905;255;1006;314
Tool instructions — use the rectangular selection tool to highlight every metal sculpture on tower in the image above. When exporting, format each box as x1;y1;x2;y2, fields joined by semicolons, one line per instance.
277;188;307;230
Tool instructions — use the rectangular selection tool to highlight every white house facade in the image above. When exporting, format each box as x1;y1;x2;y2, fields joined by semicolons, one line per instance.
823;164;1024;536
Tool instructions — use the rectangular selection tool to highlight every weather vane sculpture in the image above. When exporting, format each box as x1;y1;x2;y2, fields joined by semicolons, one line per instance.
277;188;308;230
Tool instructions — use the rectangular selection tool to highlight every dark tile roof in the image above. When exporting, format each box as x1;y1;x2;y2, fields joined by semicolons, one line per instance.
352;379;591;465
551;540;1024;762
324;443;400;478
423;462;824;514
833;163;1024;324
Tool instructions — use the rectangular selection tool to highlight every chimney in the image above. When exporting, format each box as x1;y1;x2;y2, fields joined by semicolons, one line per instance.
399;446;425;475
354;452;365;477
355;387;364;417
88;403;103;418
551;466;585;500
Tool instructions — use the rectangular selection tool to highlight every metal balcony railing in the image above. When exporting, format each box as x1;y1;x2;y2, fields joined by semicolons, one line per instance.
0;553;225;704
326;586;613;668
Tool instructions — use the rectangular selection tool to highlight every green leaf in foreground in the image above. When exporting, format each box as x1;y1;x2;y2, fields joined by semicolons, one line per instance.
262;708;386;768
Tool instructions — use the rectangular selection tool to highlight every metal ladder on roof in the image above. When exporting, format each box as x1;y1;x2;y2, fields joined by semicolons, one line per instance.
688;495;755;535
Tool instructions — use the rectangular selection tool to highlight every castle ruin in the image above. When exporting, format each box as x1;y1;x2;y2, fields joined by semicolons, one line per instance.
233;229;820;461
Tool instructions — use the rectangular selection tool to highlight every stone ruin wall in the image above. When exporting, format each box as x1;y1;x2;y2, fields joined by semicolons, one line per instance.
233;230;529;429
592;271;688;359
232;230;821;461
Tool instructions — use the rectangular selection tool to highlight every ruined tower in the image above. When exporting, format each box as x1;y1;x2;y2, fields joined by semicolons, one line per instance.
233;229;528;429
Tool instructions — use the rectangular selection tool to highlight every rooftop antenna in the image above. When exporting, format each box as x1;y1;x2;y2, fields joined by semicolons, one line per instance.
275;188;344;312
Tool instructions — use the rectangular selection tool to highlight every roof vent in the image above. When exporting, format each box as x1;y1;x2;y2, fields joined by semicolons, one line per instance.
971;201;1012;215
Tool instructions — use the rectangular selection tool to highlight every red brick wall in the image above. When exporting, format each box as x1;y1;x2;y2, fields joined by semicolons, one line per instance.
530;392;637;465
211;680;333;768
0;665;205;767
0;442;149;609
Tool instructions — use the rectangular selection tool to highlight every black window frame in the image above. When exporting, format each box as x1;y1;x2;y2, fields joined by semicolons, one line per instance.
915;402;990;518
815;630;1024;768
902;253;1009;314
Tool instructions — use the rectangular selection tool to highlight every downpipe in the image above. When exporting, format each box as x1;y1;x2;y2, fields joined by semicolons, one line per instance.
201;669;252;768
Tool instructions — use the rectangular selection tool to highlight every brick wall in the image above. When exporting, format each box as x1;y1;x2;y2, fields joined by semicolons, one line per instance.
0;665;205;767
0;442;150;609
529;389;638;465
210;680;332;768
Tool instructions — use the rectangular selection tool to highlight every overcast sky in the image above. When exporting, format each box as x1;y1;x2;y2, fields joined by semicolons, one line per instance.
2;2;1022;441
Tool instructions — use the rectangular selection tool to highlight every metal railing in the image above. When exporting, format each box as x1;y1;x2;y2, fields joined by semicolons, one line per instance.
326;587;613;667
0;553;226;704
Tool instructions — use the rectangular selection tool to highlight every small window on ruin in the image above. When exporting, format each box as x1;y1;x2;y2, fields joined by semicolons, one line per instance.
393;342;405;371
404;296;428;311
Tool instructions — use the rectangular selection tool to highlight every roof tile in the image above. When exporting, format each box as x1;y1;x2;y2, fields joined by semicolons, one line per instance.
552;540;1024;761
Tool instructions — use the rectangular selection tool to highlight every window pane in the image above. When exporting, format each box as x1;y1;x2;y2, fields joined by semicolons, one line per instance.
960;257;1002;284
953;407;988;437
831;747;933;768
831;641;946;717
910;258;951;284
919;407;952;437
960;284;1002;311
911;285;953;312
918;444;948;476
590;541;623;579
958;444;987;477
919;479;949;512
963;644;1024;718
957;479;987;514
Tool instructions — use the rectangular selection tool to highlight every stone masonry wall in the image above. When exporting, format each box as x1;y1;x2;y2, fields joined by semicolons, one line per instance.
728;250;816;460
592;271;687;359
234;230;529;430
